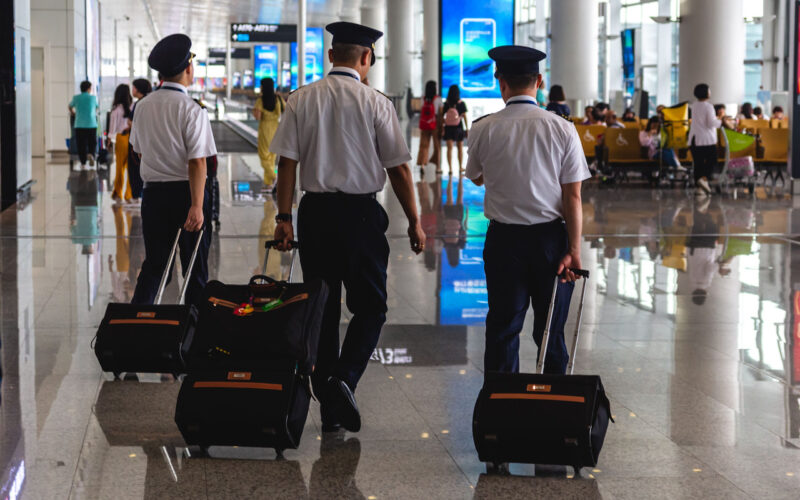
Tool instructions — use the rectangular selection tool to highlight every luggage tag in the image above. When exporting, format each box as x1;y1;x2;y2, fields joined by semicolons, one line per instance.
234;295;256;316
261;289;287;312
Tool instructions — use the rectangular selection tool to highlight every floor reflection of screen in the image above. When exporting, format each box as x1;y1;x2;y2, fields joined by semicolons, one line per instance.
369;325;468;366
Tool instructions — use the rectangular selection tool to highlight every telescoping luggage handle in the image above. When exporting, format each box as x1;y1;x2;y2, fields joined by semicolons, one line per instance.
535;268;590;375
154;228;205;305
251;240;299;285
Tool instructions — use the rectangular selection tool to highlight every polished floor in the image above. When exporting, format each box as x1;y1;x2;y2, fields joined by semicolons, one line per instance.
2;141;800;499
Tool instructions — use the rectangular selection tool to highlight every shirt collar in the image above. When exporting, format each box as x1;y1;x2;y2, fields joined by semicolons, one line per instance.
506;94;538;105
160;81;188;93
329;66;361;81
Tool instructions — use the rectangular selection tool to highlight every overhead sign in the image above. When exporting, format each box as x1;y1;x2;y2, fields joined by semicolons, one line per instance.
208;47;251;60
230;23;297;43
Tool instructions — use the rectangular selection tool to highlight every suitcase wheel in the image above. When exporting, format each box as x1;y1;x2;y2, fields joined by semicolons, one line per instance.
113;372;121;381
485;462;509;476
275;449;285;461
573;465;582;476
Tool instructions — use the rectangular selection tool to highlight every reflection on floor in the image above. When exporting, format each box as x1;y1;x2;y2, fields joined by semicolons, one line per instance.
1;150;800;499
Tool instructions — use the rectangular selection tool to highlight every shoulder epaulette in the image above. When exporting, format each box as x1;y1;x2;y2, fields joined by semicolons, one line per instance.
472;113;493;124
548;109;571;122
374;89;391;101
192;98;207;109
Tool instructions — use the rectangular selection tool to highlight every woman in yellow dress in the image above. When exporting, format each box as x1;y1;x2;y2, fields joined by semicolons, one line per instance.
252;78;284;191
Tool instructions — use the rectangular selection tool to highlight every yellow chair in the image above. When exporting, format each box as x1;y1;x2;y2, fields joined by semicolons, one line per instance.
738;119;769;135
605;128;643;161
770;117;789;129
571;117;584;124
757;128;789;162
623;121;641;129
575;124;607;158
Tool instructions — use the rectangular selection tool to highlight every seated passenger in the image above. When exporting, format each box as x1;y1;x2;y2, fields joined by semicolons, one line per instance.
581;105;595;125
771;106;784;121
736;102;753;121
606;112;624;128
753;106;764;120
622;108;637;122
583;108;604;126
639;116;683;172
714;104;735;130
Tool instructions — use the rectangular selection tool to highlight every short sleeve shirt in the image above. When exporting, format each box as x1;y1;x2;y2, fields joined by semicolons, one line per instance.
269;66;411;194
70;92;98;129
465;95;590;225
129;82;217;183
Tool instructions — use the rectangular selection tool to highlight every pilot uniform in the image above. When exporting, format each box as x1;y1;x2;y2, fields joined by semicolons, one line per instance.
130;34;216;306
465;46;591;374
270;22;411;432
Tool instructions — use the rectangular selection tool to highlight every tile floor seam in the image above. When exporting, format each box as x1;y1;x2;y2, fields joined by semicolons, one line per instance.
66;374;105;500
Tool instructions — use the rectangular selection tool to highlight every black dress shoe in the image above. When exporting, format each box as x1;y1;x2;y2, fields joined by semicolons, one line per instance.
321;422;342;433
328;377;361;432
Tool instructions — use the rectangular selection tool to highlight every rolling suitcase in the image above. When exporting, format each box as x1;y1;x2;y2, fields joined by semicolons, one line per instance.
188;240;328;374
175;359;312;454
472;269;613;474
94;228;204;378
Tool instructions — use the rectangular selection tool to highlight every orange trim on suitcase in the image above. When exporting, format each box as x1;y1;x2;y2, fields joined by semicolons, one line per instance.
193;381;283;391
109;319;180;326
490;393;585;403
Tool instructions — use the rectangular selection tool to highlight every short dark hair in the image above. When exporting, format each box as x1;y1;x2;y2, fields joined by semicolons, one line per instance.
591;108;603;122
595;102;609;111
773;106;784;114
694;83;710;100
753;106;762;115
549;85;565;101
499;73;538;91
714;104;726;116
132;78;152;97
80;81;92;92
331;43;369;65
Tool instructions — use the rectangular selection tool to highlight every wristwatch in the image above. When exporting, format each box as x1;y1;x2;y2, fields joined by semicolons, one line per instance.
275;213;292;224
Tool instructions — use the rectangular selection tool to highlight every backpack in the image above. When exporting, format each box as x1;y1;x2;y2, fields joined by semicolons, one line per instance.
419;99;437;131
444;102;462;126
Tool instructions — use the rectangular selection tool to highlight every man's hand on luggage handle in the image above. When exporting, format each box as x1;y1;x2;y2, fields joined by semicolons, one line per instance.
274;221;294;251
557;252;582;283
408;221;426;255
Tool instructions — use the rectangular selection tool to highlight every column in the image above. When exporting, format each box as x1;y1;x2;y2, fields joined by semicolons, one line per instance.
550;0;599;109
607;0;623;98
386;0;412;98
421;0;438;89
656;0;672;105
679;0;744;104
361;3;386;92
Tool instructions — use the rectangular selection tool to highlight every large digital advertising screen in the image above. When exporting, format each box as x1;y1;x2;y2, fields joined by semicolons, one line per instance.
440;0;514;100
254;45;279;84
621;29;635;96
291;27;324;89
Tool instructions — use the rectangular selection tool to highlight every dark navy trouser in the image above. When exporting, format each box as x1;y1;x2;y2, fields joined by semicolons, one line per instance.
131;180;212;307
297;192;389;421
483;219;574;375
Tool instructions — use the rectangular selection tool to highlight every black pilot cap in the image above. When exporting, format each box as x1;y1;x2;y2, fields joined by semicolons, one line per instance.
325;21;383;66
488;45;546;76
148;34;194;77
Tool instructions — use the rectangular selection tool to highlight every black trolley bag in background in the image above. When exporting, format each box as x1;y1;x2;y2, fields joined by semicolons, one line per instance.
186;240;328;374
94;228;204;378
176;240;328;453
472;269;613;474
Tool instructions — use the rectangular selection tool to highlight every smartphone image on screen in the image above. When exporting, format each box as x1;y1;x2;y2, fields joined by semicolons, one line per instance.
259;63;274;77
460;18;497;92
306;54;318;81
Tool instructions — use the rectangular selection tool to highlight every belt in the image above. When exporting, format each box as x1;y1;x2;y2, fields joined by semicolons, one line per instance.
143;180;189;190
490;218;564;229
303;191;377;200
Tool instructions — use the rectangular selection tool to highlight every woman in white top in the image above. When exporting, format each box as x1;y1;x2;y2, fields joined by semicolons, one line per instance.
109;84;133;203
688;83;721;196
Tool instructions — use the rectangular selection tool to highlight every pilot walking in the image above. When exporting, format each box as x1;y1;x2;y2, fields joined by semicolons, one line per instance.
130;34;216;306
465;46;590;375
271;22;425;433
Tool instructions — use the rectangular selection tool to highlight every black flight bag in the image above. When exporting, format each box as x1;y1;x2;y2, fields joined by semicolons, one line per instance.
188;240;328;374
94;228;204;378
472;269;613;473
175;360;311;452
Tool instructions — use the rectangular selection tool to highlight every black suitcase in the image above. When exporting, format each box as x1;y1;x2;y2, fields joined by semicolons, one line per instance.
472;269;613;474
94;229;204;378
175;360;312;453
188;240;328;374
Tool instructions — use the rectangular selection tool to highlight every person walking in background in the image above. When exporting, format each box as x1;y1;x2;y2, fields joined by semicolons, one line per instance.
253;77;284;192
68;81;99;170
442;84;468;176
109;84;133;204
688;83;721;196
417;80;442;175
127;78;152;204
545;85;570;117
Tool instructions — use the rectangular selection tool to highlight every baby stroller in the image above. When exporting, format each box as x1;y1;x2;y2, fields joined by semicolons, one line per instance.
715;128;757;197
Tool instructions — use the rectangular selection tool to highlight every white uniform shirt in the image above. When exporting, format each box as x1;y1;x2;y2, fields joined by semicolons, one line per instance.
688;100;721;147
269;66;411;194
465;95;590;225
129;82;217;183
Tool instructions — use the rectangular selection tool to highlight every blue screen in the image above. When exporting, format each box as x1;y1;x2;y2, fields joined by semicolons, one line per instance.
291;27;323;89
254;45;278;83
621;29;635;96
441;0;514;99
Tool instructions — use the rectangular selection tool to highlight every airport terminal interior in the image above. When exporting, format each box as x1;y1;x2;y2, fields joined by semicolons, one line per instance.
2;0;800;498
